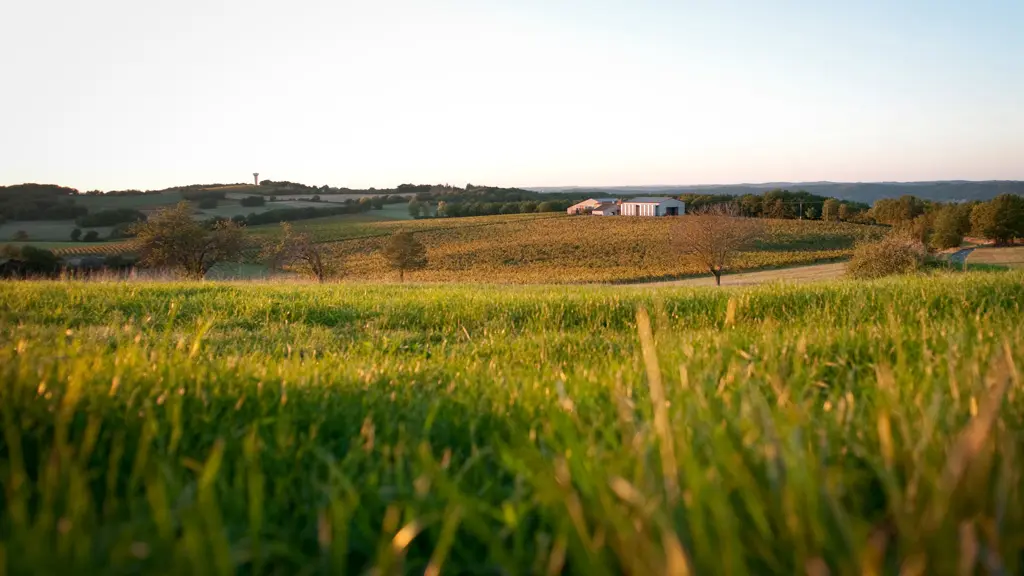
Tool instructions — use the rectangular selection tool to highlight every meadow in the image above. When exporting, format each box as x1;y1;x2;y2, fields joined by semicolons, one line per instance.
1;272;1023;574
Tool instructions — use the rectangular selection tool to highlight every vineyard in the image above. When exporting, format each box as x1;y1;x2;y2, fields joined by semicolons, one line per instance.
299;215;886;283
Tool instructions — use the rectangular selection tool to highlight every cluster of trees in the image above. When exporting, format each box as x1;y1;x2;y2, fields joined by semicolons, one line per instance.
679;189;870;222
75;208;146;228
239;195;266;207
69;228;101;242
870;194;1024;248
0;184;86;221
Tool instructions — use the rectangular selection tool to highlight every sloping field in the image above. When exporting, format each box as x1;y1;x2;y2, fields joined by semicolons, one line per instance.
968;245;1024;269
1;273;1023;573
308;216;882;283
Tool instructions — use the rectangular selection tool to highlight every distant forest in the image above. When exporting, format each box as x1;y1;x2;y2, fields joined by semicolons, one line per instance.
531;181;1024;204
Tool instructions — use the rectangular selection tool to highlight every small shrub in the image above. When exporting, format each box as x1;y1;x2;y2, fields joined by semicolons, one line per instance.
70;228;82;241
197;198;219;209
13;230;28;241
83;230;100;242
240;196;265;207
847;234;927;279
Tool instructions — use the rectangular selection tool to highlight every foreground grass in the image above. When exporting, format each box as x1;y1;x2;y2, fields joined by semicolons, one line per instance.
1;273;1023;574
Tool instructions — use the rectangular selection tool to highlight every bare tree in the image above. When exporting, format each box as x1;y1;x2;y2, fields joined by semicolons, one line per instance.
129;202;245;280
261;222;340;283
672;204;765;286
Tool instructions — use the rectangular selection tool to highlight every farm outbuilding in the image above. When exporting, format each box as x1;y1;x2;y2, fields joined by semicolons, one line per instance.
566;198;618;215
591;202;621;216
620;197;685;217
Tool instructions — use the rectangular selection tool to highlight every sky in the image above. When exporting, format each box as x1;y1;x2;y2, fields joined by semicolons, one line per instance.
1;0;1023;191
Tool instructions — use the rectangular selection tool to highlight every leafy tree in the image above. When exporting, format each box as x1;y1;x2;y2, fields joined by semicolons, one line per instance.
871;195;926;225
537;201;556;213
70;228;82;241
804;206;819;220
436;200;448;217
408;200;423;219
672;204;765;286
383;232;427;282
13;230;28;241
929;205;966;250
197;198;218;209
838;203;854;221
822;199;840;222
83;230;100;242
129;202;245;280
970;194;1024;245
261;222;339;283
240;196;266;207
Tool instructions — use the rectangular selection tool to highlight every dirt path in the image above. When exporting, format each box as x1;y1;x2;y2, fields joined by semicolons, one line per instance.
635;262;848;287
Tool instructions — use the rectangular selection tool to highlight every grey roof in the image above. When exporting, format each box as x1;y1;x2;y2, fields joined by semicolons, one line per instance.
624;196;682;204
593;202;619;211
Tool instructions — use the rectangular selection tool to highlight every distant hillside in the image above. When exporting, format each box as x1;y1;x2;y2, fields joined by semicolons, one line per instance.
529;181;1024;204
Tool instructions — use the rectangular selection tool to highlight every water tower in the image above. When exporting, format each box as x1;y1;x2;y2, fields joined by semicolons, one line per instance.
253;172;259;186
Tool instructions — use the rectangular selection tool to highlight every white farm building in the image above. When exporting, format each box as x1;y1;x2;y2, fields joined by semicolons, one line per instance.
620;197;685;217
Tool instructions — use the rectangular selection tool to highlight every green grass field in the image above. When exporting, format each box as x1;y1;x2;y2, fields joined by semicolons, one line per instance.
1;272;1022;573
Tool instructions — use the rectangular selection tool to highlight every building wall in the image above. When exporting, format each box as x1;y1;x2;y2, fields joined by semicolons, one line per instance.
621;200;685;216
566;199;600;215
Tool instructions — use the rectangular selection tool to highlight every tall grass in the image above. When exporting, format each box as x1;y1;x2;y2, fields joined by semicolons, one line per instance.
0;272;1022;574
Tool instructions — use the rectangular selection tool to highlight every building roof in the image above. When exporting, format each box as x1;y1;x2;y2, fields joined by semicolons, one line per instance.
592;202;619;211
623;196;681;204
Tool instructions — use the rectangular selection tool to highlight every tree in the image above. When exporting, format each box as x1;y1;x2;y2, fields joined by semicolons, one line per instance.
129;202;245;280
436;200;448;217
672;204;765;286
970;194;1024;245
804;206;819;220
383;232;427;282
70;228;82;241
408;199;423;219
822;199;840;222
930;205;966;250
838;203;853;222
261;222;339;283
13;230;28;241
83;230;100;242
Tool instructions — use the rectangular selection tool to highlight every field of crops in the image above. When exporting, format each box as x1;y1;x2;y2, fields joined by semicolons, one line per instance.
289;215;886;283
1;272;1022;573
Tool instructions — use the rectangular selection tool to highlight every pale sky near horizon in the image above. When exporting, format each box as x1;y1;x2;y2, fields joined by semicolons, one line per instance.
2;0;1022;191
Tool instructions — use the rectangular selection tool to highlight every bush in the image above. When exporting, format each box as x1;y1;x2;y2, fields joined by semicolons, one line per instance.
76;208;146;228
240;196;265;207
70;228;82;241
847;234;928;279
83;230;100;242
13;230;28;241
196;198;218;209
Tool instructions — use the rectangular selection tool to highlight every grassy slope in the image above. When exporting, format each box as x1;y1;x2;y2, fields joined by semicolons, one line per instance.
0;273;1022;573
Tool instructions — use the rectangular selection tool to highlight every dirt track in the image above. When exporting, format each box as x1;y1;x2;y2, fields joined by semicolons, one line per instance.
636;262;848;287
